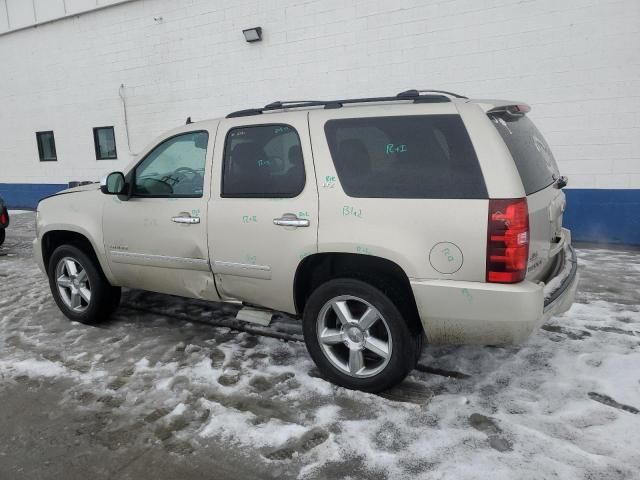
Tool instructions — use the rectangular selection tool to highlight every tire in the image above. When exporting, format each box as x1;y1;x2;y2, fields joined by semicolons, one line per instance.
303;278;419;392
47;244;121;324
0;229;5;246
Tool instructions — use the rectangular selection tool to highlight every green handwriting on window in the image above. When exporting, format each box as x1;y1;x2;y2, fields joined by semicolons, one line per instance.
274;126;290;134
386;143;407;154
257;159;271;168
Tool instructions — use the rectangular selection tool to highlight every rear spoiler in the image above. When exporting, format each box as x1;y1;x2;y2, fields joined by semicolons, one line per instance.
487;104;531;117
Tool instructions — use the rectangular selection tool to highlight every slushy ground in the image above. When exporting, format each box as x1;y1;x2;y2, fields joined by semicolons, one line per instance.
1;212;638;479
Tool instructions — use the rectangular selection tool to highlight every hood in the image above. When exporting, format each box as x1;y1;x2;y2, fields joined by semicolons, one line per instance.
39;182;100;204
62;183;101;194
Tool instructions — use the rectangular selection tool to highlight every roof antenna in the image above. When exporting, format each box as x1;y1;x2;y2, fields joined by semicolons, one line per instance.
186;116;192;124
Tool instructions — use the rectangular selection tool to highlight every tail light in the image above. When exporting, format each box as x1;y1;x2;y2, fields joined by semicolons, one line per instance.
486;198;529;283
0;208;7;226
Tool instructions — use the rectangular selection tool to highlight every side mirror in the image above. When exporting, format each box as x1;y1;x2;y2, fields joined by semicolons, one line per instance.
101;172;126;195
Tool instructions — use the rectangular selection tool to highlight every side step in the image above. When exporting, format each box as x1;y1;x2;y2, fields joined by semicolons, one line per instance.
235;306;273;326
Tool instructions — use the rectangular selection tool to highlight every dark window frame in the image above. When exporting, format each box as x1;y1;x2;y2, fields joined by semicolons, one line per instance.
323;114;488;199
93;126;118;160
130;130;210;199
36;131;57;162
221;123;306;199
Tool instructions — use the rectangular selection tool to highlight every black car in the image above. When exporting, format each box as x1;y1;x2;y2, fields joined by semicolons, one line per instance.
0;196;9;246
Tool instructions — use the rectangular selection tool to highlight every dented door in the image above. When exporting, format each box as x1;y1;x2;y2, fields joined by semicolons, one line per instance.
102;127;220;301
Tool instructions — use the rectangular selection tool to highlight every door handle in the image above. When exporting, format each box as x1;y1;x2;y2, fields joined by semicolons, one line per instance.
172;215;200;224
273;213;310;228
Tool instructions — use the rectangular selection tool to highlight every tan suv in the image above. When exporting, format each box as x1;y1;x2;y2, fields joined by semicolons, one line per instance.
34;90;578;392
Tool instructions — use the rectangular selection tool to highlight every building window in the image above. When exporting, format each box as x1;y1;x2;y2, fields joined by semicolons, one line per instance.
36;131;57;162
93;127;118;160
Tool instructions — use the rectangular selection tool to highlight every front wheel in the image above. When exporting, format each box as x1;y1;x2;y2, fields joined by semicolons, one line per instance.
303;278;420;392
47;244;121;324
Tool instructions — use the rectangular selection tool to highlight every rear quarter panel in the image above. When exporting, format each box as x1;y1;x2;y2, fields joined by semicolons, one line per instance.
309;103;489;281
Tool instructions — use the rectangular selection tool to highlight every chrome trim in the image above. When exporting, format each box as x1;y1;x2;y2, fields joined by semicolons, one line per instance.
213;260;272;280
213;261;270;271
172;215;200;224
110;250;210;271
273;213;310;228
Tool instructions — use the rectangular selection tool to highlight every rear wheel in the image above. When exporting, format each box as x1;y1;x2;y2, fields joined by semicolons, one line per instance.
303;278;419;392
0;229;5;246
48;244;120;324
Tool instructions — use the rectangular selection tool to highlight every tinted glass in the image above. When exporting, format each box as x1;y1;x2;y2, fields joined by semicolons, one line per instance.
490;115;559;195
134;131;209;197
36;131;57;162
324;115;487;198
94;127;117;160
222;124;305;197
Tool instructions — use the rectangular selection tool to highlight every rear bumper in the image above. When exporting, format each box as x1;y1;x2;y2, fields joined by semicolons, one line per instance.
411;242;578;345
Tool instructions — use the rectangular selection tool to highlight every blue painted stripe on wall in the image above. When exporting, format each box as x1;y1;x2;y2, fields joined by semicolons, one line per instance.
563;189;640;246
0;183;638;245
0;183;68;209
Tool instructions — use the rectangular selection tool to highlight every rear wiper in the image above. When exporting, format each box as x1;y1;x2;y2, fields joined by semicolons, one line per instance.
554;175;568;189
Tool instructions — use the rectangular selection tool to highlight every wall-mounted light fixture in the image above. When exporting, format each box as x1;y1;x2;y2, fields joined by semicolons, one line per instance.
242;27;263;43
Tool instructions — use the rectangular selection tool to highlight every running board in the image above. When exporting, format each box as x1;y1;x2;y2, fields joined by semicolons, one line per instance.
235;306;273;326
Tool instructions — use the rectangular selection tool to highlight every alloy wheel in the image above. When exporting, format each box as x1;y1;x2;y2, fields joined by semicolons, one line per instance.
55;257;91;312
316;295;392;378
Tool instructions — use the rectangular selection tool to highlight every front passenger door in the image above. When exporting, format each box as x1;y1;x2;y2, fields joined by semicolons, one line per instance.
103;128;219;301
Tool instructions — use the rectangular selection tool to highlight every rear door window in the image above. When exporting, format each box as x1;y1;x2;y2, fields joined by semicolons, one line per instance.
490;115;559;195
324;115;487;199
222;124;305;197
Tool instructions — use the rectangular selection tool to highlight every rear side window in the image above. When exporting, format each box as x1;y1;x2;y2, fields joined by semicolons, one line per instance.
490;115;559;195
222;124;305;197
324;115;487;199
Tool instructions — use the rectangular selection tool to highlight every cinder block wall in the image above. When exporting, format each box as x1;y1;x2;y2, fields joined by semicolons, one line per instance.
0;0;639;242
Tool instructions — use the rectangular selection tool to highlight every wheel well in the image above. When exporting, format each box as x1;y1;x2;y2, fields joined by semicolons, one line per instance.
42;230;100;272
294;253;423;335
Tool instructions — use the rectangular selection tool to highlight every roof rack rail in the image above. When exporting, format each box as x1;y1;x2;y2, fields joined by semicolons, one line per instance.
397;89;468;99
225;89;461;118
226;108;264;118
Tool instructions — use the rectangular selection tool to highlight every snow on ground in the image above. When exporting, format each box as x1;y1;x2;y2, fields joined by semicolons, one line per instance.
7;210;33;215
0;212;639;479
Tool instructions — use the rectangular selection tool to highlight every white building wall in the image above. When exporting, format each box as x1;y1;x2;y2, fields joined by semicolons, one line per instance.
0;0;639;188
0;0;135;33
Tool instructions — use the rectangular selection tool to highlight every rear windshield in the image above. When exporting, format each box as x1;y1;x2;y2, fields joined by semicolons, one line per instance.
490;114;559;195
324;115;487;199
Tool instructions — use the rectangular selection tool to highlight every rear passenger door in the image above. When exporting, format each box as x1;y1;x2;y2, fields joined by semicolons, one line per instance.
208;111;318;314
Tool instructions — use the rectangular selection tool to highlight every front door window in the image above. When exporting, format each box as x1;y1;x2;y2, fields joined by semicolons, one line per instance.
134;131;209;197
